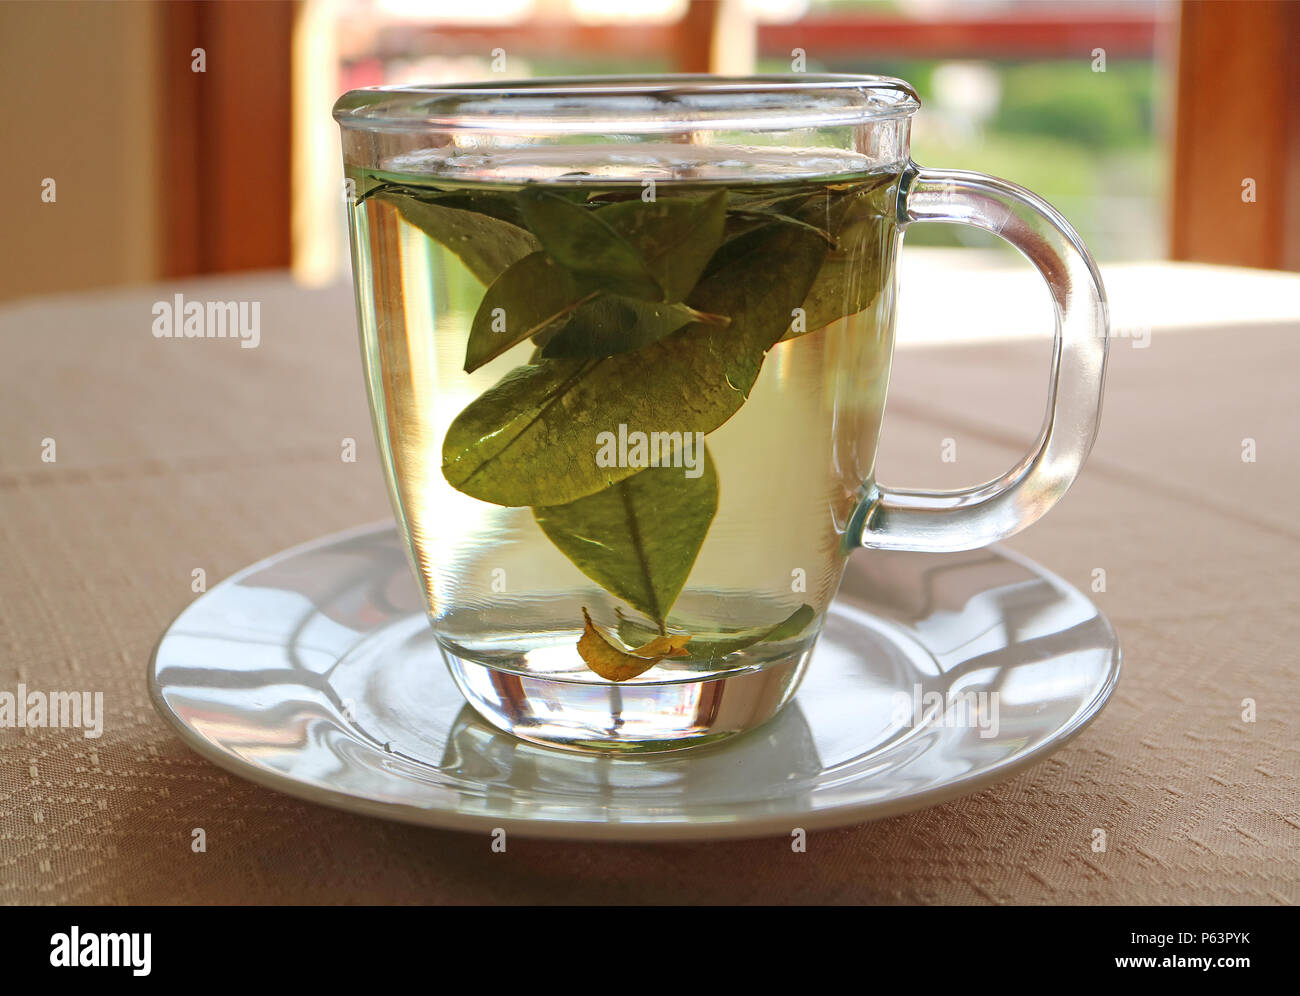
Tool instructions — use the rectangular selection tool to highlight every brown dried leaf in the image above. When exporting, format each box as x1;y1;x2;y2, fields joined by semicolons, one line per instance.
576;607;690;682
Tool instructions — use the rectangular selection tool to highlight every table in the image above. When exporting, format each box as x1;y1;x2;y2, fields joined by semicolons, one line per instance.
2;256;1296;904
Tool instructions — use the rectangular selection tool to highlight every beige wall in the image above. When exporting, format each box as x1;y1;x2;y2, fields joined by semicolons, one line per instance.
0;1;160;301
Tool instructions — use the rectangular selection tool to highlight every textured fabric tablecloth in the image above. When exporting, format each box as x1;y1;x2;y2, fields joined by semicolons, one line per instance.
1;265;1296;905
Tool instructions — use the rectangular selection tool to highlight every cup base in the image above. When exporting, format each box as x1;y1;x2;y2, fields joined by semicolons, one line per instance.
441;649;813;754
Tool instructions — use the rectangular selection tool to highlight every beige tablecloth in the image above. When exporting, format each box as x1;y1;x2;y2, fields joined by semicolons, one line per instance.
1;264;1296;905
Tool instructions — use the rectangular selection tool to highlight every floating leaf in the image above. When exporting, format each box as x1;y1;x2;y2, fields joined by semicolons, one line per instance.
463;252;594;372
360;181;533;228
618;603;815;662
517;189;728;302
541;297;728;360
576;608;690;682
534;447;718;628
441;224;827;507
584;189;646;206
698;223;781;282
783;175;896;339
518;189;661;299
419;190;531;228
725;187;818;216
594;191;727;302
784;253;883;340
725;209;835;246
374;190;539;286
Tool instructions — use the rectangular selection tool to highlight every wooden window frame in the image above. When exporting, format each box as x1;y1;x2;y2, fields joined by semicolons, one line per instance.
159;0;296;278
1170;0;1300;270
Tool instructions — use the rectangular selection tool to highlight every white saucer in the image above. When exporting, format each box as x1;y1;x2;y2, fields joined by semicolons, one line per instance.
149;522;1120;841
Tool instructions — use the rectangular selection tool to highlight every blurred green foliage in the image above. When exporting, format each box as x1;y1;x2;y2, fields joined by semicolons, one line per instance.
996;62;1156;147
758;55;1167;259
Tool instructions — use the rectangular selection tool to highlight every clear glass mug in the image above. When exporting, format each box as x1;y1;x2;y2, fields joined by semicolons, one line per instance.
334;75;1108;754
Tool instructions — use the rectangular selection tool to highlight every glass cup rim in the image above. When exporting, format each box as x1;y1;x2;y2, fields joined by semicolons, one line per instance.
333;73;922;133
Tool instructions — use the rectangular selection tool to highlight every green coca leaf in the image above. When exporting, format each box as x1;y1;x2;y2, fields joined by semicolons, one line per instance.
541;297;728;360
517;189;728;302
463;252;593;373
440;223;827;507
517;188;662;299
373;189;539;286
593;190;728;302
534;447;718;629
784;175;897;339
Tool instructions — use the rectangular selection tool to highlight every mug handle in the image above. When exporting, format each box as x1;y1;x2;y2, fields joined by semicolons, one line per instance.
854;164;1110;553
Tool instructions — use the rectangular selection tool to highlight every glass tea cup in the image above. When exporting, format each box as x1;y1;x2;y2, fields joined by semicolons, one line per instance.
333;75;1107;754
